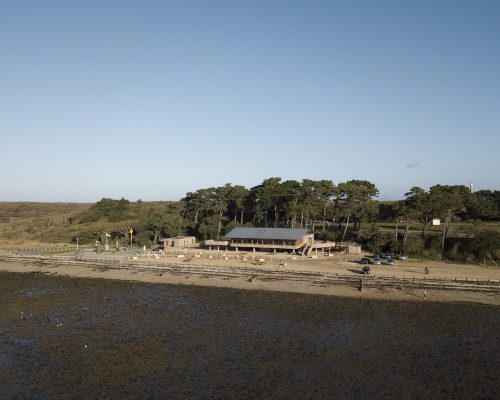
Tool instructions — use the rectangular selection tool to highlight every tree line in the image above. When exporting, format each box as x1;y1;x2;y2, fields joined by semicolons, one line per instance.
67;179;499;263
181;178;379;242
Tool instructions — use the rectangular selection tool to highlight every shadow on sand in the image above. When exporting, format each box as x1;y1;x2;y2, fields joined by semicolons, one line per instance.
348;268;366;275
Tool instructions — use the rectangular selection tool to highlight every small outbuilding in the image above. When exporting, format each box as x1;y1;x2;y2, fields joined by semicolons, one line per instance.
348;244;362;254
162;236;196;248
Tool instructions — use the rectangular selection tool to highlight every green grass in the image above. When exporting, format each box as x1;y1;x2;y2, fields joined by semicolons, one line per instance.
363;221;500;238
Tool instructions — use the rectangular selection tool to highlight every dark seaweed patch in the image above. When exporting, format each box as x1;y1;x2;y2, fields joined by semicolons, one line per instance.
0;271;498;399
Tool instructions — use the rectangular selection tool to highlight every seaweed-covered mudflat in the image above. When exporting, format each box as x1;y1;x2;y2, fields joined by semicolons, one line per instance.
1;271;498;399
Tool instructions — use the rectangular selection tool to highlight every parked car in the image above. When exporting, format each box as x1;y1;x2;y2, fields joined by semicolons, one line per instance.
386;258;394;265
398;255;408;261
372;258;382;265
362;266;371;275
360;257;371;264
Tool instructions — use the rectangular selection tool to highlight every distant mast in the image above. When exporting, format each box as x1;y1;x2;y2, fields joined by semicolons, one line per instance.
469;182;473;193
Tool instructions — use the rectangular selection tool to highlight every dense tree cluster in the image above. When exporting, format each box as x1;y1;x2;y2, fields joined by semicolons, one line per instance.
181;179;379;240
373;186;500;261
76;198;132;223
380;186;500;246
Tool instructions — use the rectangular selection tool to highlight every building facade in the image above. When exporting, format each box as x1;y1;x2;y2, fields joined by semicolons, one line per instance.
224;228;314;252
162;236;196;248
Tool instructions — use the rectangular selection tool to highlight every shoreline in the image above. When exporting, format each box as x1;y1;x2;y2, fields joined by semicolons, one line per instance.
1;255;499;305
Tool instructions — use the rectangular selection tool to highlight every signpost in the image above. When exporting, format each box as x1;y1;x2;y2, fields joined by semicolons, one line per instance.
129;228;134;246
105;232;111;251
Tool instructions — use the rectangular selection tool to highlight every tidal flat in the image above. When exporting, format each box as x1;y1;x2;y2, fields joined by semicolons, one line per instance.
0;271;498;399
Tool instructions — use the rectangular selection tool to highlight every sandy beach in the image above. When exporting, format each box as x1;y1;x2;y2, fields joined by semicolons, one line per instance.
1;250;499;305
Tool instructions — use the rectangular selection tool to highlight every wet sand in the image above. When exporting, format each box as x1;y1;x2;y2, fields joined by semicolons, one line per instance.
1;271;499;399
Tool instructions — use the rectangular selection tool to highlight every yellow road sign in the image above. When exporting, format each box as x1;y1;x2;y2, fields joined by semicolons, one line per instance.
129;228;134;235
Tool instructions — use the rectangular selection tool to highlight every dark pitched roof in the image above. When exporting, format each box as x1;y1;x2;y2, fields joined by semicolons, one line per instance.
224;227;309;241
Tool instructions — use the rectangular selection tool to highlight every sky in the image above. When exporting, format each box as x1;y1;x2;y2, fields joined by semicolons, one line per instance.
1;0;499;202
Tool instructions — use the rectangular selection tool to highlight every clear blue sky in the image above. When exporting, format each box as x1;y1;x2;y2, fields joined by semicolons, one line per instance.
1;0;499;202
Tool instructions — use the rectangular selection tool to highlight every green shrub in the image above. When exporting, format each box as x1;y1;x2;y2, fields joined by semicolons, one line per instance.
402;236;425;256
466;230;500;262
314;231;337;241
